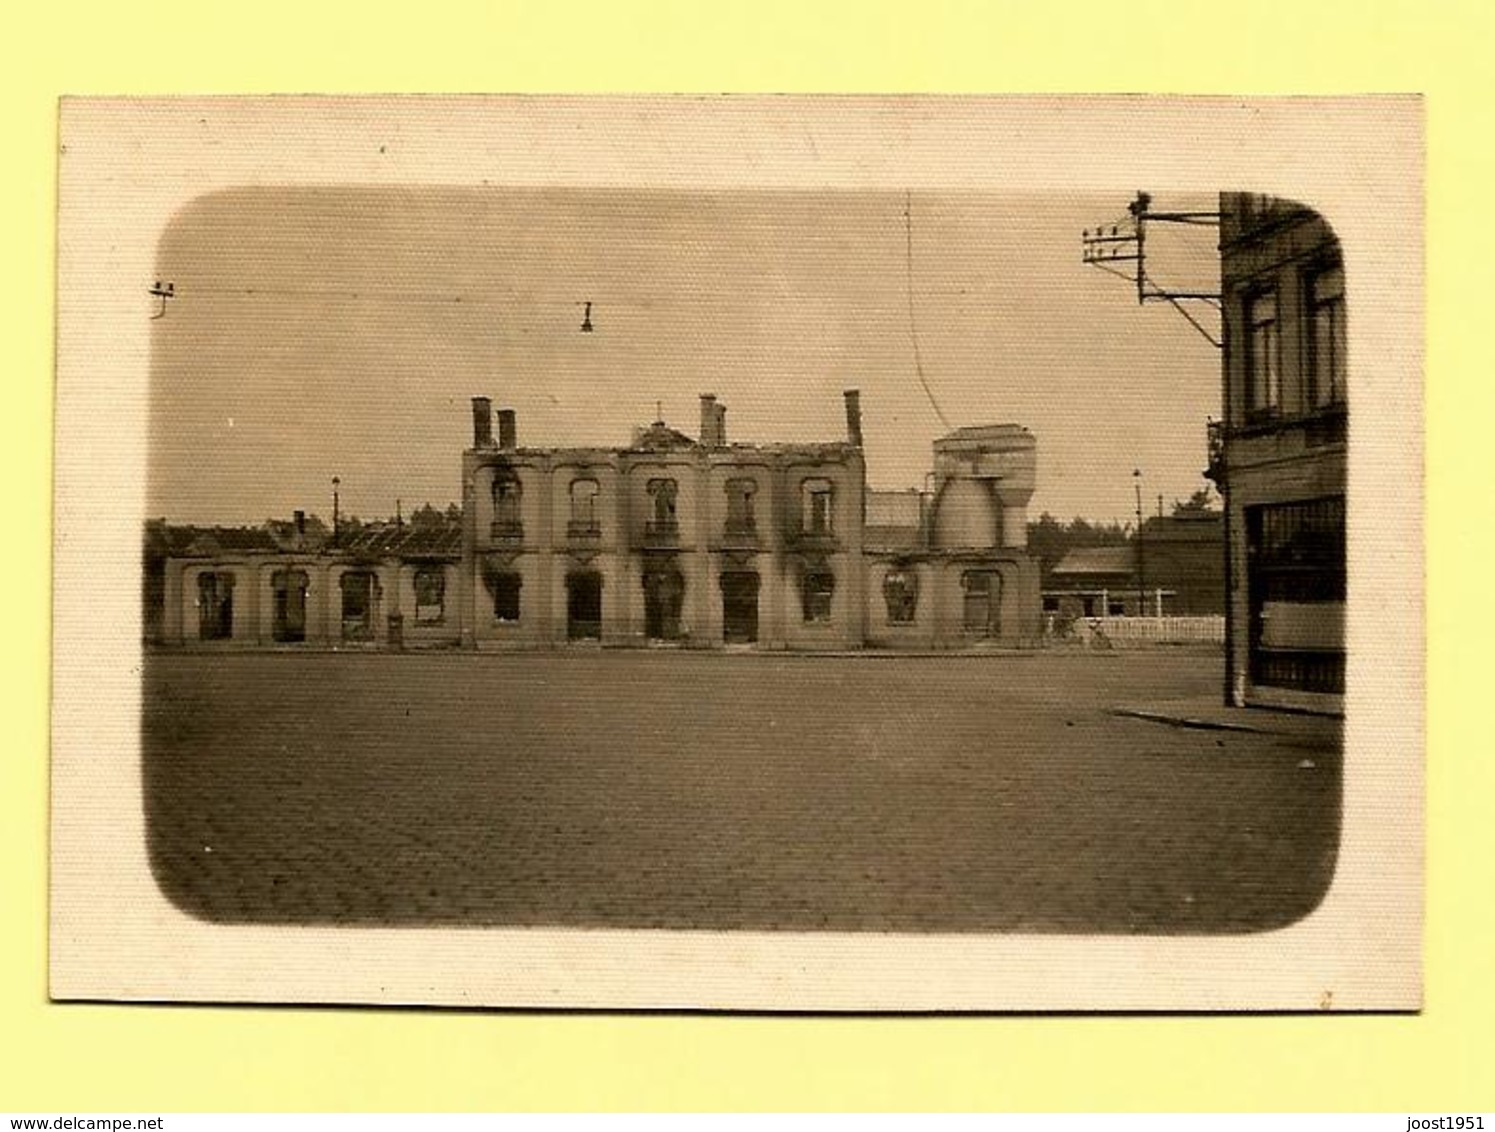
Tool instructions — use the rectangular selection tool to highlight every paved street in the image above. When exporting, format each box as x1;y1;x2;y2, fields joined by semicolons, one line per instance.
143;649;1341;933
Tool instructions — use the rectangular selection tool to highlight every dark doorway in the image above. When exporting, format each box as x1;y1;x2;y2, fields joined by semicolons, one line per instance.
567;571;603;640
272;569;309;643
962;570;1002;637
197;572;235;641
721;571;759;644
643;563;685;641
340;571;377;641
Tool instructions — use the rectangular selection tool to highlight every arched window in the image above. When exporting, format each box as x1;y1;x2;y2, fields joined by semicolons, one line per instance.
197;571;235;640
569;478;601;536
882;568;918;623
802;570;835;623
271;568;308;642
961;570;1001;636
340;570;378;641
802;478;834;535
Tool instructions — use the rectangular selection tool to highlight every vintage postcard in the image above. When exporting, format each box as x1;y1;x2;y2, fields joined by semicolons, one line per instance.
51;95;1423;1010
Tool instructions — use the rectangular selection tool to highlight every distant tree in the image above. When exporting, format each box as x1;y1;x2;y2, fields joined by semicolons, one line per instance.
1027;512;1131;577
1172;485;1219;516
410;502;447;529
444;502;462;524
1027;512;1068;574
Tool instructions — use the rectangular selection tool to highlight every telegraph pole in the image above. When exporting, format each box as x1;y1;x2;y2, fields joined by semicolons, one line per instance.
1081;191;1223;348
1133;469;1146;616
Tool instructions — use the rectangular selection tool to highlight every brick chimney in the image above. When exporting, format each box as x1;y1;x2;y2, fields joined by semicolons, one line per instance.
844;389;863;447
715;402;727;446
699;394;719;447
497;408;517;451
471;396;493;448
293;509;306;550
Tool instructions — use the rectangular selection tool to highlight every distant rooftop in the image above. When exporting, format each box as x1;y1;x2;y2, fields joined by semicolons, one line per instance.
1050;546;1137;577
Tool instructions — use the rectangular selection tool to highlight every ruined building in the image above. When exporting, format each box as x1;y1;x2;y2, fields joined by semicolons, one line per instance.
153;392;1041;650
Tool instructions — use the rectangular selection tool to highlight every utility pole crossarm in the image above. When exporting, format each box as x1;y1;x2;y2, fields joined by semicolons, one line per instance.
1081;191;1223;349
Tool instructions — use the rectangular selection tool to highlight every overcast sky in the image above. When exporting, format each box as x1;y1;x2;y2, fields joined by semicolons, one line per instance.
149;187;1221;527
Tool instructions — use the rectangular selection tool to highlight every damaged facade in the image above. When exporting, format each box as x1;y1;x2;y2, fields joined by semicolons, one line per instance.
150;515;461;648
153;391;1041;650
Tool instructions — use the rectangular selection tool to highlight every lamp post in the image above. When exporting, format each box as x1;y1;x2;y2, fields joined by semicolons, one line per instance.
332;476;341;546
1133;469;1146;616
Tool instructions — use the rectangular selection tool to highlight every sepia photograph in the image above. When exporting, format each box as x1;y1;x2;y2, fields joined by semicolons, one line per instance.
50;96;1423;1010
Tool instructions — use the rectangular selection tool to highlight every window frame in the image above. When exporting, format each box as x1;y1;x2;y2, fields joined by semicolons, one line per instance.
568;476;601;536
802;478;835;535
1305;261;1347;411
1244;287;1281;420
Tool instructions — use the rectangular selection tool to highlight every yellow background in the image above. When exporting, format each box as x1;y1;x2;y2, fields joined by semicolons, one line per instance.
5;0;1485;1111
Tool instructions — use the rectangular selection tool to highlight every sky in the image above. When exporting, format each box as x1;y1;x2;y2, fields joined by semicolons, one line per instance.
148;187;1221;528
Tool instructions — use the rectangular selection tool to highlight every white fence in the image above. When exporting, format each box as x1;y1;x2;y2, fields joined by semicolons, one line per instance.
1052;615;1225;646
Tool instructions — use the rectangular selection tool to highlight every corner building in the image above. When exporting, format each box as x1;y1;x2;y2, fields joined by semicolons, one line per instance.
458;392;1040;650
1211;194;1348;714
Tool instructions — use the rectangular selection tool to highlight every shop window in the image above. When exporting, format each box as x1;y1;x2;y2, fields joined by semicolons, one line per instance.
725;478;757;536
802;479;834;535
882;569;918;623
802;571;835;622
414;567;446;625
1307;264;1346;410
1246;497;1346;694
1246;290;1280;418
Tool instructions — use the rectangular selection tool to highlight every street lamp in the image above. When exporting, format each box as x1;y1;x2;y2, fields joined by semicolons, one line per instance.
1133;469;1146;616
332;476;341;546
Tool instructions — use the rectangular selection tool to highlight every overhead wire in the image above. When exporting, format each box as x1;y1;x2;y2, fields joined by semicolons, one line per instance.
903;190;953;431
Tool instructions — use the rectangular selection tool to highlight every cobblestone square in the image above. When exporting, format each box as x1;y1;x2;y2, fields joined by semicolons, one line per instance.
144;649;1340;933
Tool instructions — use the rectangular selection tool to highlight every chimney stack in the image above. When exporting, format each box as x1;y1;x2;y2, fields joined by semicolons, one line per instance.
293;509;306;549
844;389;863;448
497;408;517;451
699;394;719;447
471;396;493;448
715;402;727;447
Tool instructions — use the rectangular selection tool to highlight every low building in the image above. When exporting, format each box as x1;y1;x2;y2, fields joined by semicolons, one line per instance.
151;514;462;648
152;392;1043;651
1041;511;1224;620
